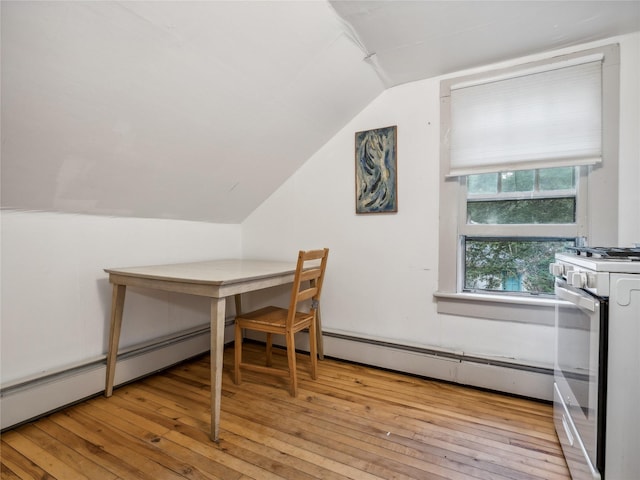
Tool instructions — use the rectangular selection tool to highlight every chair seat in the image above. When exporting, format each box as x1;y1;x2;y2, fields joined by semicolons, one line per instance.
236;306;313;332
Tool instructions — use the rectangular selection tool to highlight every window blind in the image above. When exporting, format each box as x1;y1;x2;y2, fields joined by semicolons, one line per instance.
448;55;603;177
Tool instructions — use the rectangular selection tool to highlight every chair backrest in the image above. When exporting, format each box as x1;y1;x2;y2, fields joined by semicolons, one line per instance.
287;248;329;328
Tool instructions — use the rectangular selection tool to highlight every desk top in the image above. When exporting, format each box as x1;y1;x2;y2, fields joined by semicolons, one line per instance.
105;259;297;286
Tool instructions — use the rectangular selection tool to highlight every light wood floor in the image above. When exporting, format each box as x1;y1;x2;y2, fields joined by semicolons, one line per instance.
1;343;570;480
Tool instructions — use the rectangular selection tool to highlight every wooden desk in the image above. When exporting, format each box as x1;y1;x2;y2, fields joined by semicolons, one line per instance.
104;259;302;442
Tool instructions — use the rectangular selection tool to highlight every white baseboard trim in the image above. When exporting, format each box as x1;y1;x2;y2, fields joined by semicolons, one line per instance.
2;324;553;431
0;323;235;431
324;331;554;401
247;328;554;402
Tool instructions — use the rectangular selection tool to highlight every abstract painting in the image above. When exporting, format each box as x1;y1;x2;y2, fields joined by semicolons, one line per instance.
355;125;397;214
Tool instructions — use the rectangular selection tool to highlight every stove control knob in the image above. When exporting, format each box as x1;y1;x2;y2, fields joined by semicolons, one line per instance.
569;271;588;288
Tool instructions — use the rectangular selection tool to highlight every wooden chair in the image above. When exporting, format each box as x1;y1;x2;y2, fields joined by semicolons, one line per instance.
234;248;329;396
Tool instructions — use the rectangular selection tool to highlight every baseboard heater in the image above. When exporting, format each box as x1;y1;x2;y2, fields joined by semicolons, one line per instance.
325;330;552;374
245;328;554;401
1;323;553;431
320;330;554;402
0;322;230;431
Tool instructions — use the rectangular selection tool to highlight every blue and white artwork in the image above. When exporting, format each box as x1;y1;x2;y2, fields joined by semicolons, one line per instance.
355;126;397;214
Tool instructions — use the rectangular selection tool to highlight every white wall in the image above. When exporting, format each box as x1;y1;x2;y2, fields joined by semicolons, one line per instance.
1;32;637;426
618;33;640;245
0;210;240;385
242;33;640;369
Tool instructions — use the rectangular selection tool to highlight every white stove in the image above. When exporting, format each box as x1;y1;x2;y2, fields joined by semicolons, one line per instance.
552;248;640;297
550;247;640;480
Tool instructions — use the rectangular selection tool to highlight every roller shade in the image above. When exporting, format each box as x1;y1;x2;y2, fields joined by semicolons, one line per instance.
448;55;603;177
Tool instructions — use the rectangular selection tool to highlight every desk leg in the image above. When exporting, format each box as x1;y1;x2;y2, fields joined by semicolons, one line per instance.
210;297;226;442
105;284;126;397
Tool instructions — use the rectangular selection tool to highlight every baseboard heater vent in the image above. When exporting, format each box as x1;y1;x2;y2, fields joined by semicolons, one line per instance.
0;321;237;431
323;330;553;376
2;322;553;431
320;330;554;402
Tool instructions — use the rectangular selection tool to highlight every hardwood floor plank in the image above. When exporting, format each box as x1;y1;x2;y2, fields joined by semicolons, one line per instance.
0;464;21;480
232;385;566;480
305;371;558;442
219;429;347;480
302;373;561;454
17;424;118;480
88;395;243;480
101;385;294;480
48;410;186;480
2;430;91;480
72;402;223;480
218;411;392;480
1;440;52;479
309;380;562;464
87;394;324;480
165;347;568;480
31;416;148;480
161;429;290;480
225;382;557;480
1;344;570;480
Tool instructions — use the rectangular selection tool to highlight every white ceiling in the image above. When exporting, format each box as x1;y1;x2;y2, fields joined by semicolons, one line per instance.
2;1;639;223
333;1;640;87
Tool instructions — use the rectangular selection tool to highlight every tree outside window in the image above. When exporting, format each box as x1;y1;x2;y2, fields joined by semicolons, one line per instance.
463;167;577;296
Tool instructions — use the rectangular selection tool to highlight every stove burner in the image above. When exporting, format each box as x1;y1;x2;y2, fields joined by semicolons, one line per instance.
567;246;640;261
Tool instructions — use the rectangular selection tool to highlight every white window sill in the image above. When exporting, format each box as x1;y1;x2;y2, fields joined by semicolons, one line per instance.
434;291;560;326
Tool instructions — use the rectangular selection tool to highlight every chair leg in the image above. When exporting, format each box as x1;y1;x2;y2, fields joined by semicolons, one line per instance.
234;322;242;385
286;331;298;397
309;316;318;380
316;304;324;360
266;333;273;367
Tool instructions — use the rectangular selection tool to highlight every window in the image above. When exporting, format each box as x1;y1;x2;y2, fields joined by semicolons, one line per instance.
436;44;620;318
467;168;577;225
462;167;579;296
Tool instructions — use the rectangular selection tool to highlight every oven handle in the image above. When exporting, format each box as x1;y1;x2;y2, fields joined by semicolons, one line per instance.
556;285;597;312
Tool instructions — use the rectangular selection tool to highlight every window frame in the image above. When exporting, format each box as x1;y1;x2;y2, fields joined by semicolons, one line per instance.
458;167;588;240
435;44;620;322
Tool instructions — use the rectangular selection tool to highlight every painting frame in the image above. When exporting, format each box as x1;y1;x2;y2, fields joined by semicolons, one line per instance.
354;125;398;214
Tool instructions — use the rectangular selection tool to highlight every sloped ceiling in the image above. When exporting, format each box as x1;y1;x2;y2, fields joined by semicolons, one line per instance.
331;1;640;87
2;1;639;223
1;1;383;222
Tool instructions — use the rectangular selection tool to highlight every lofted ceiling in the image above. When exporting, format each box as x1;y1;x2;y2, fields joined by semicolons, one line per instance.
2;1;639;223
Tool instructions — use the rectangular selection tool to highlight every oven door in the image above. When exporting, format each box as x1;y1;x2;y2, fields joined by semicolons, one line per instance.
554;279;607;480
